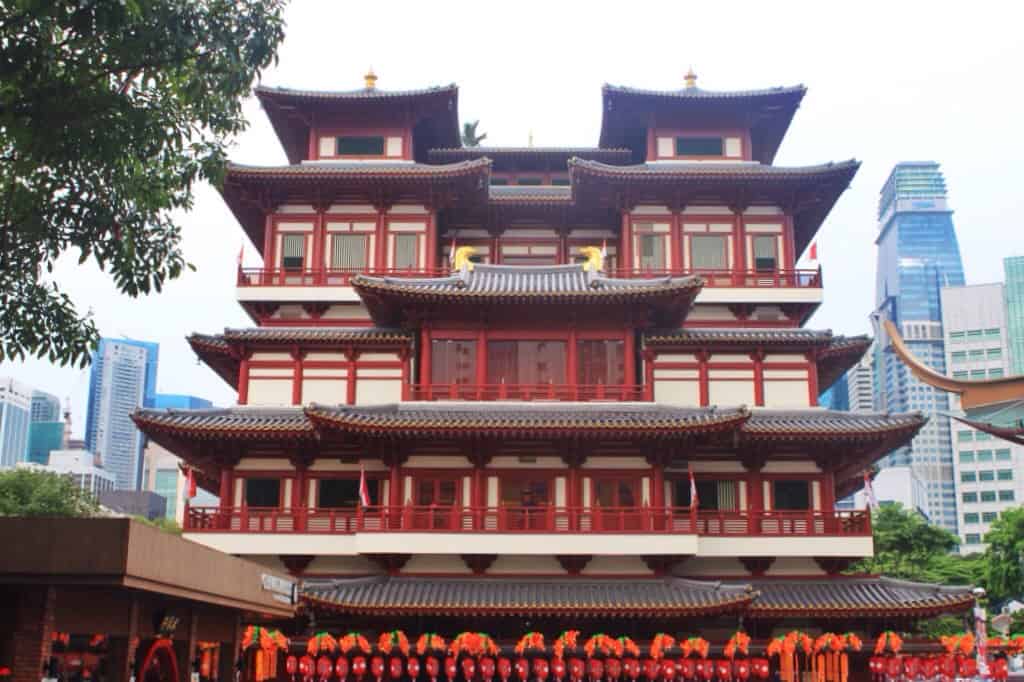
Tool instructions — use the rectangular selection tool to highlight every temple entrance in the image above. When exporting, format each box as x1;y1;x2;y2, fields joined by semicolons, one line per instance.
139;639;179;682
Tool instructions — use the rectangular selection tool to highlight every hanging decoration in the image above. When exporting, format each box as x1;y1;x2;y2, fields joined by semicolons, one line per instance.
766;631;813;682
724;632;751;659
553;631;580;660
308;632;339;656
417;634;448;656
809;633;861;682
583;634;619;658
241;625;288;682
340;633;373;655
378;631;411;657
680;638;710;659
89;634;107;649
450;632;500;658
649;634;675;661
616;637;640;658
515;632;546;655
872;631;903;655
939;632;975;655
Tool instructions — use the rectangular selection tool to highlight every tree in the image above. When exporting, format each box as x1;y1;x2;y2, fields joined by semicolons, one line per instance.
849;503;978;584
461;120;487;147
0;469;99;517
985;506;1024;602
0;0;287;366
134;515;182;535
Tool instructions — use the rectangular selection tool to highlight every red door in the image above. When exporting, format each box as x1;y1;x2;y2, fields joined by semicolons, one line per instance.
593;478;642;530
414;476;461;529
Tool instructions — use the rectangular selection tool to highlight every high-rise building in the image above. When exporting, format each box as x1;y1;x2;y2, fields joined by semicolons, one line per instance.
0;378;32;468
30;390;60;423
85;339;159;489
152;394;213;410
873;161;965;533
1004;256;1024;375
845;346;875;413
25;422;63;465
143;394;215;522
818;374;849;411
940;282;1024;552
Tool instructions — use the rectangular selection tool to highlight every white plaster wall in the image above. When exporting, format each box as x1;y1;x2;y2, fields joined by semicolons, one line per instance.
302;379;347;405
763;380;809;408
355;379;402;405
581;556;651;575
488;556;565;574
247;379;293;406
402;555;473;574
708;381;754;406
236;458;293;471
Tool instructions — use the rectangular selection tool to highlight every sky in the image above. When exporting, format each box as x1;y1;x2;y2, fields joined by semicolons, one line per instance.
3;0;1023;436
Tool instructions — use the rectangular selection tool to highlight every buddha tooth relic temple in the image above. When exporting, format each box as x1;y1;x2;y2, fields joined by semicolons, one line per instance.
130;69;977;679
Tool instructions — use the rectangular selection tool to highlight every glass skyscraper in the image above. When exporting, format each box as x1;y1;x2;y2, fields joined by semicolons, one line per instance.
1004;256;1024;375
873;162;965;533
85;338;159;489
0;378;32;468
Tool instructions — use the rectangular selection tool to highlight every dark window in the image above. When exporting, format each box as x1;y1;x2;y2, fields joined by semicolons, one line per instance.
772;480;811;510
281;234;305;270
430;339;477;385
691;235;728;269
336;136;385;156
516;177;543;185
331;234;367;269
245;478;280;508
577;340;625;385
675;137;724;156
673;479;737;511
318;478;380;508
638;233;666;270
595;479;638;507
551;178;571;186
416;478;459;505
393;234;419;270
487;340;566;385
753;235;777;271
999;490;1015;502
500;479;550;506
490;177;509;186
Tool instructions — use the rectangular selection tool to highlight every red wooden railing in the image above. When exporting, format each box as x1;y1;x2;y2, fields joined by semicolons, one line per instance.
409;384;650;402
185;505;870;537
236;267;822;289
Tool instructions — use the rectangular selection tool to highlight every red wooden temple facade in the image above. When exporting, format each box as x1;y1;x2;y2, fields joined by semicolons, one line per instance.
133;69;972;668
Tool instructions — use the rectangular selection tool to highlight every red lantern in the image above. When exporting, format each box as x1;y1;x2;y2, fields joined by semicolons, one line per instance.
300;656;315;679
336;658;350;681
903;657;920;678
408;658;420;680
749;660;769;681
642;659;659;681
734;660;749;681
353;656;368;681
958;657;977;678
463;658;478;682
425;657;440;682
481;657;496;682
371;656;385;682
699;662;713;682
885;657;901;678
551;658;566;682
317;656;333;680
867;657;883;677
499;658;513;682
390;657;403;680
662;660;677;681
715;661;731;682
939;655;956;679
587;659;604;682
678;659;696;681
604;658;621;682
444;657;457;682
921;657;938;679
991;657;1009;681
622;659;639;682
535;658;550;682
568;659;585;682
287;656;299;675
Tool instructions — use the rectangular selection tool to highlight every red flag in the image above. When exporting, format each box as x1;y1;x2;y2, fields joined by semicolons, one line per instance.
689;466;699;509
359;463;371;507
863;470;878;511
809;242;818;261
186;467;196;499
237;243;244;266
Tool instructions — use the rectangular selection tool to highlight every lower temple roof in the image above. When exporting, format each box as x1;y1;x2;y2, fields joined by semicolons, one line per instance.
302;575;754;618
300;575;972;620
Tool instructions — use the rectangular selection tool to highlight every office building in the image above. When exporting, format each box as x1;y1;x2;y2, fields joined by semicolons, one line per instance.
941;282;1024;552
25;422;63;465
846;346;876;413
873;161;964;533
85;339;159;489
18;449;116;497
0;378;32;469
30;390;61;423
1005;256;1024;375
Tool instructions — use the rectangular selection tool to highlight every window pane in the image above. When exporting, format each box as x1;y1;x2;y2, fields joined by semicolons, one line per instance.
773;480;811;510
996;449;1012;461
961;472;976;482
516;177;543;185
999;490;1015;502
691;235;727;269
331;234;367;270
979;471;995;482
577;340;625;385
487;340;566;385
319;478;380;507
500;479;549;505
490;177;509;186
982;512;998;522
964;513;979;524
981;491;997;502
638;234;666;270
430;340;477;385
393;234;419;270
753;236;777;271
963;492;977;503
336;136;385;155
282;234;305;270
675;137;723;156
965;534;981;544
959;452;975;463
245;478;280;508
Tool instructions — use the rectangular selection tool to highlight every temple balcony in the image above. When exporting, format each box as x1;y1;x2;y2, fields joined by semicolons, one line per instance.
181;505;872;558
408;384;650;402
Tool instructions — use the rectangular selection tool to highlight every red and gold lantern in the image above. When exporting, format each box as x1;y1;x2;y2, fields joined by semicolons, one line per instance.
535;658;551;682
678;659;695;681
734;660;750;681
749;659;769;681
588;659;604;682
552;658;566;682
480;657;495;682
604;658;621;682
642;659;659;681
991;657;1009;681
715;660;731;681
568;659;584;682
300;656;315;680
407;658;420;680
425;657;439;682
498;658;513;682
463;658;477;682
287;656;299;676
336;658;349;681
389;658;403;680
884;657;901;678
444;657;457;682
317;656;333;681
662;660;677;681
958;657;977;678
352;656;368;681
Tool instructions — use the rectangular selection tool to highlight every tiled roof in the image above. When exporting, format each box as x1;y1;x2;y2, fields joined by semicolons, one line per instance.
570;158;860;180
131;407;316;441
644;328;834;347
306;403;749;439
816;334;872;391
745;577;974;618
221;327;412;344
225;159;490;181
256;84;458;102
429;147;633;168
302;576;754;617
187;333;238;389
741;409;926;440
602;84;807;101
488;185;573;202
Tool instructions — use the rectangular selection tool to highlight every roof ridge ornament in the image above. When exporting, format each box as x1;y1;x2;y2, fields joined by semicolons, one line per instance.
685;66;698;89
578;246;605;273
364;67;378;90
453;245;477;274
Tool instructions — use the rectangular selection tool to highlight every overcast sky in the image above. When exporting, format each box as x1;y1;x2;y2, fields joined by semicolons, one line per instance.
4;0;1023;436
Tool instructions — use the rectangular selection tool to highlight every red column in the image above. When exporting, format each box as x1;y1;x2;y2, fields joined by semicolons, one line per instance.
651;463;664;508
783;213;797;270
806;351;819;406
567;325;578;397
308;126;318;160
645;114;656;161
294;465;307;531
747;466;764;534
732;209;745;285
751;350;765;407
311;209;324;284
669;210;682;272
643;350;655;401
624;326;636;388
263;215;275;272
237;356;250;405
346;350;357;405
421;326;432;396
291;349;303;406
389;458;402;528
374;209;387;271
425;210;437;272
620;210;632;274
475;327;487;387
697;351;709;407
218;468;232;511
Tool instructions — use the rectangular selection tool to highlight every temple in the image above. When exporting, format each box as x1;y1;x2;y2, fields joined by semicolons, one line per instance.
133;69;973;670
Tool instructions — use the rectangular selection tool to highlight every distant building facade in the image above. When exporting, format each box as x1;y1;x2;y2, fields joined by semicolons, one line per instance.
1005;256;1024;375
152;394;213;410
85;339;159;489
30;390;61;423
25;422;63;465
940;282;1024;553
18;449;116;497
846;347;875;413
873;161;964;533
99;490;167;520
853;466;929;517
0;378;32;469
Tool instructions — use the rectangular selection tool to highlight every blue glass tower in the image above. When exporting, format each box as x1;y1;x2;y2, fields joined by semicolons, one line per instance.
873;162;964;533
85;338;159;489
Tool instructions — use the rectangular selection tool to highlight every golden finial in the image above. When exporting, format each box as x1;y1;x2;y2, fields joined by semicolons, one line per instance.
453;246;477;272
684;67;698;89
528;129;534;148
364;67;378;90
579;246;605;273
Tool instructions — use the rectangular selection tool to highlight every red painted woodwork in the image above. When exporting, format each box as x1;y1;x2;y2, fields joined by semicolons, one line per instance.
184;505;871;537
409;384;646;402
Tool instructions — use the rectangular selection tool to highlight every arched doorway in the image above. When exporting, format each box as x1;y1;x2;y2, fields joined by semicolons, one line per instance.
139;639;180;682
